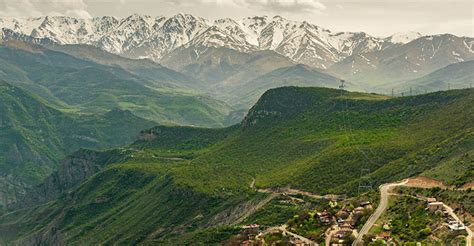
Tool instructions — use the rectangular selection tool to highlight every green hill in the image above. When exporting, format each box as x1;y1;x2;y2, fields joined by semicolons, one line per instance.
223;64;345;109
0;81;157;208
0;41;232;127
392;60;474;94
1;87;473;244
45;43;204;91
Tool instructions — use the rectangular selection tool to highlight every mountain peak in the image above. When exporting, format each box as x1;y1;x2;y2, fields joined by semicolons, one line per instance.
387;31;423;44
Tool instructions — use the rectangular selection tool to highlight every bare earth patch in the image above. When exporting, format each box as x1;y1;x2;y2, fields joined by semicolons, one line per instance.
405;176;449;189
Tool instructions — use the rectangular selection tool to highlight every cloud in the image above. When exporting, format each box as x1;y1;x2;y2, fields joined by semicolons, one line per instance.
237;0;326;13
159;0;325;13
0;0;92;18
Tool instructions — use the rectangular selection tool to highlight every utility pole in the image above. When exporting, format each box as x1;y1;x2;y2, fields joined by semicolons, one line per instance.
391;88;394;97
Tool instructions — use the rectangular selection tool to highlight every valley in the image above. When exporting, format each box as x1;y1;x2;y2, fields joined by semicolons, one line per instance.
1;87;472;245
0;10;472;246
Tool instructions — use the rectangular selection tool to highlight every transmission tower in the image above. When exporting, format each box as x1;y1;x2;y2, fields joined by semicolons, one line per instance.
339;79;346;90
358;168;373;194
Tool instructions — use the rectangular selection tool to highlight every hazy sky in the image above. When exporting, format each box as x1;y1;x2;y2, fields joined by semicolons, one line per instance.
0;0;472;37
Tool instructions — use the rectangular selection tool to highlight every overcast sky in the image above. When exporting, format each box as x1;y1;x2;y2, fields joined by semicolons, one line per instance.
0;0;472;37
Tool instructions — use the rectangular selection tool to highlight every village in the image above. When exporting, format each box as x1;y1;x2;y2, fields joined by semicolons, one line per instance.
231;197;375;245
229;194;470;246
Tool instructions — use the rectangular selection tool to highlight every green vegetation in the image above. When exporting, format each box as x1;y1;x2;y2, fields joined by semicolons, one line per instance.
370;195;464;245
396;186;474;215
287;211;330;243
1;87;473;244
387;196;438;242
0;81;157;207
0;42;232;127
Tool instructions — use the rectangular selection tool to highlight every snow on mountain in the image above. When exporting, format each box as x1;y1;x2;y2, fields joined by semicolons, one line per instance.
386;31;423;44
0;14;465;70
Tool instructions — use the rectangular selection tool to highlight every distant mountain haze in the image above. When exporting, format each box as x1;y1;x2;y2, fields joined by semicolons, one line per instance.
1;14;472;95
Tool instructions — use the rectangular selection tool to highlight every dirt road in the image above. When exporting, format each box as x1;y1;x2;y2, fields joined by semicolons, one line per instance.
266;225;317;246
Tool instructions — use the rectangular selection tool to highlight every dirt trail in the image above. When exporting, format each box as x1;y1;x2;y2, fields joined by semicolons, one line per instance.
257;187;344;201
232;192;278;225
265;225;317;246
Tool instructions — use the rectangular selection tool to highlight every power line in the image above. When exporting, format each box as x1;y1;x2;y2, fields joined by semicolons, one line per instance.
338;79;373;195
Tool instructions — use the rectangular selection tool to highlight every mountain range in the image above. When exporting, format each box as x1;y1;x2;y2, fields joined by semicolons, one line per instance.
0;14;405;68
1;14;473;101
0;13;473;244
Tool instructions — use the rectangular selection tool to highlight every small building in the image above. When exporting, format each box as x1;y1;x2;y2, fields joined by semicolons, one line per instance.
376;231;391;241
427;202;444;212
448;221;466;231
360;201;372;207
354;207;365;214
291;238;305;246
335;229;353;239
317;211;332;224
427;198;437;203
241;240;253;246
336;210;350;219
340;223;353;230
242;224;260;235
344;219;357;227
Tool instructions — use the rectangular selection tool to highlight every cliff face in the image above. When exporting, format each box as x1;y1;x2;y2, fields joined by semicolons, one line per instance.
9;148;129;210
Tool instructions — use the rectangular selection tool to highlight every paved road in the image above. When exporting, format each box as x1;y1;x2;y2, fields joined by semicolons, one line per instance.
352;180;408;246
443;204;473;246
353;179;472;246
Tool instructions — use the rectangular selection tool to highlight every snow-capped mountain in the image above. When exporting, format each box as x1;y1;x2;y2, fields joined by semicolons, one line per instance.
1;14;472;71
0;14;404;68
329;34;474;86
385;31;423;44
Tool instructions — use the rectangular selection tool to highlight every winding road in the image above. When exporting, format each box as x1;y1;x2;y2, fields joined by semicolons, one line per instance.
353;179;473;246
443;204;473;246
352;180;408;246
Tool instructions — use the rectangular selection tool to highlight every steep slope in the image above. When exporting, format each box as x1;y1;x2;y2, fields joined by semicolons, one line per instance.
0;41;232;127
393;60;474;94
0;81;157;208
2;87;473;244
161;47;293;87
44;43;203;90
329;34;474;89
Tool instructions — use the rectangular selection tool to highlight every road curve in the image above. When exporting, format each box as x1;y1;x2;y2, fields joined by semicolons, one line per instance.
443;204;473;246
352;180;408;246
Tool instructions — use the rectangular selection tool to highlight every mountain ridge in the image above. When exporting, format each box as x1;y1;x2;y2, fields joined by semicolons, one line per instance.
1;14;450;69
2;86;473;244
